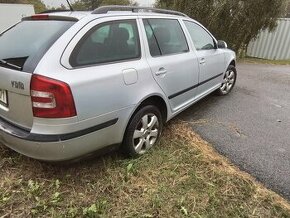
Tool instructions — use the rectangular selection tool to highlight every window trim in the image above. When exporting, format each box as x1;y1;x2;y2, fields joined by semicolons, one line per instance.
183;20;218;51
69;19;142;68
142;18;190;58
143;19;162;57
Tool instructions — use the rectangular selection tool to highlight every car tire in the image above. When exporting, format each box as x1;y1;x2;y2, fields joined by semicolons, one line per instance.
216;65;237;96
122;105;163;158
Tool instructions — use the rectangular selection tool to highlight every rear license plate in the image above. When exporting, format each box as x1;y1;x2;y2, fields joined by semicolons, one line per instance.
0;89;8;107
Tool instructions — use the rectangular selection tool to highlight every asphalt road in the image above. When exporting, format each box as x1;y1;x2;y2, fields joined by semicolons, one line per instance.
178;63;290;199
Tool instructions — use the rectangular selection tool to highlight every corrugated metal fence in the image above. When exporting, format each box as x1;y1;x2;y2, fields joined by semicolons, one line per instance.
247;18;290;60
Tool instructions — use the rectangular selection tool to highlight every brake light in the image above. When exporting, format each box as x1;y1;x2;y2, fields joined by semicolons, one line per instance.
31;15;49;20
30;75;77;118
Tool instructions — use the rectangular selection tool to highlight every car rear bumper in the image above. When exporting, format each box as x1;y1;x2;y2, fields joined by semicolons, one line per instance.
0;110;129;161
0;116;118;142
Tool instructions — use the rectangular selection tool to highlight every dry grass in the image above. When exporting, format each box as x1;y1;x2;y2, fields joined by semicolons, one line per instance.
240;57;290;65
0;121;290;217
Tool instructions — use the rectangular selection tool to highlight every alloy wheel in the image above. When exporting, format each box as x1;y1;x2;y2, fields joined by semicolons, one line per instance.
132;113;160;154
220;70;236;94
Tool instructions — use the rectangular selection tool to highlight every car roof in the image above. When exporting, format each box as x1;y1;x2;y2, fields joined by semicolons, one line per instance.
38;5;188;20
39;9;188;21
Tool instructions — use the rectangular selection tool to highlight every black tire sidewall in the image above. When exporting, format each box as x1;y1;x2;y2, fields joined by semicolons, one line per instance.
122;105;163;157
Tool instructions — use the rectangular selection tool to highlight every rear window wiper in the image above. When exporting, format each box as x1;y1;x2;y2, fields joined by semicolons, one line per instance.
0;59;22;71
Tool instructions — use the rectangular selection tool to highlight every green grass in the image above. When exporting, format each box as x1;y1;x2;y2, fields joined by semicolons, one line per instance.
240;57;290;65
0;121;290;217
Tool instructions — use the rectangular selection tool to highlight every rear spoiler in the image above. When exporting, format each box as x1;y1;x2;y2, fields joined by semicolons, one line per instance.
22;14;78;22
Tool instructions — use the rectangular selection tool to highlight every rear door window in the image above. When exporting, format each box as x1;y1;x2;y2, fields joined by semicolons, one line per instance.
143;19;189;56
70;20;141;67
0;20;75;72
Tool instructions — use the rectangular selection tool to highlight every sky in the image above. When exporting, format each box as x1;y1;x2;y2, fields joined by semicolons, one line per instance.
42;0;155;8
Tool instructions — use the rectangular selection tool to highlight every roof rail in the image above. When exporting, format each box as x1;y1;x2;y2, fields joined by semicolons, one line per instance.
92;5;188;17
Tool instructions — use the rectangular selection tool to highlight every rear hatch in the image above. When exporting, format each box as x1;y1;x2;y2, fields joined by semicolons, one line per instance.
0;15;76;130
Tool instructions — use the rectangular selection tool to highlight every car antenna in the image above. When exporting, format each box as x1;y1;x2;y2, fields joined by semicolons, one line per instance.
66;0;74;11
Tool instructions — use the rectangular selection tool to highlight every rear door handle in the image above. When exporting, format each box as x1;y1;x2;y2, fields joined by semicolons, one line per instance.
155;68;167;76
199;58;206;65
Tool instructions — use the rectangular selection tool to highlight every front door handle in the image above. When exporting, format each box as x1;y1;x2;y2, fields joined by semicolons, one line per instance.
155;68;167;76
199;58;206;65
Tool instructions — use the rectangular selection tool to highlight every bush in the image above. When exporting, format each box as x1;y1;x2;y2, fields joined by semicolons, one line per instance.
156;0;287;55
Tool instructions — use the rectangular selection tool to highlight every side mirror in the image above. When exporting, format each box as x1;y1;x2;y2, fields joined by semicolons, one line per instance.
217;40;227;49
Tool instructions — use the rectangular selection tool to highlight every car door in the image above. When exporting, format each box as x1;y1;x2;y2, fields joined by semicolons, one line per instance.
141;18;200;112
61;17;150;121
183;20;225;97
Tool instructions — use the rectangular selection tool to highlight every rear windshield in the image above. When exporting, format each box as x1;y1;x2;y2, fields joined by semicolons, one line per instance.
0;20;75;72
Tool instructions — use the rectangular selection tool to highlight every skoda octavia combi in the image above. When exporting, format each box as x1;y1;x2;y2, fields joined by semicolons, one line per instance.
0;6;237;161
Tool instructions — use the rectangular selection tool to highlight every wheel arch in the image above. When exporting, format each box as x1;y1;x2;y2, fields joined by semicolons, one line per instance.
229;59;236;67
131;95;169;123
126;94;168;129
136;95;168;123
121;94;169;145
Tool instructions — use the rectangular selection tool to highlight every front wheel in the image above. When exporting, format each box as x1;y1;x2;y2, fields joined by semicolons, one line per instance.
122;105;163;157
216;65;237;96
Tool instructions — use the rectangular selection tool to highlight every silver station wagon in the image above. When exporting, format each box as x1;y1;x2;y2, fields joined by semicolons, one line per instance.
0;6;237;161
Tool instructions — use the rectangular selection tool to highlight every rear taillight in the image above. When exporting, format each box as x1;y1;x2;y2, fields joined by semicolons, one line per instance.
30;75;77;118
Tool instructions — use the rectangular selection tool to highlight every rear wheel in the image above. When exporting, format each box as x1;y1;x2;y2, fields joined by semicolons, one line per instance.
122;105;163;157
216;65;237;95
